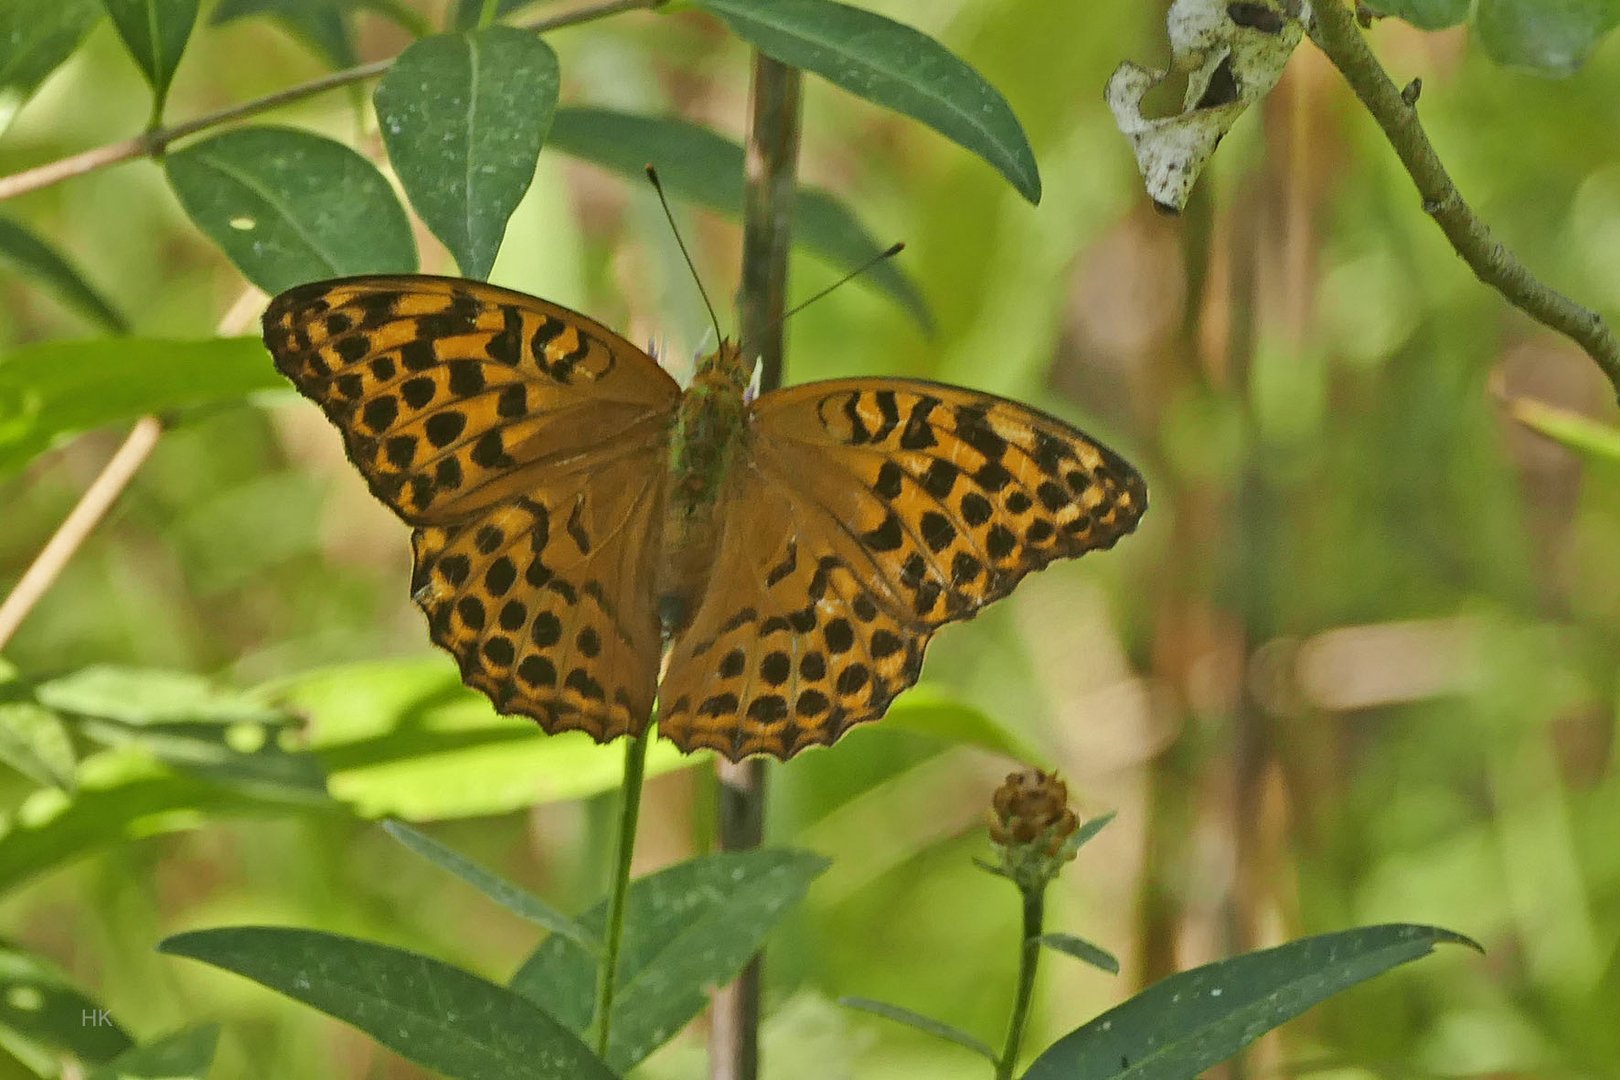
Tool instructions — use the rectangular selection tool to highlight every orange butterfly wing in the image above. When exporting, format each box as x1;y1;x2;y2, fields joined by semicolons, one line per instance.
657;379;1147;760
263;276;681;740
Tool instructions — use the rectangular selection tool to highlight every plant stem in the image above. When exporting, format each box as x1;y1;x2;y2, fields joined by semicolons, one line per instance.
0;0;659;204
1305;0;1620;400
995;886;1046;1080
594;731;649;1060
707;51;801;1080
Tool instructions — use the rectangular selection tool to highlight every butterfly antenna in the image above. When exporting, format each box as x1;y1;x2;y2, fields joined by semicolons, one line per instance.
777;242;905;326
645;165;724;348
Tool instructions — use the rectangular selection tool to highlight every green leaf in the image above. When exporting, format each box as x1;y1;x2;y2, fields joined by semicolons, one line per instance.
0;335;281;477
0;0;103;130
85;1025;219;1080
0;942;134;1066
101;0;200;114
0;216;129;333
38;666;290;727
164;126;417;295
160;927;616;1080
0;702;77;790
1363;0;1473;29
882;685;1046;762
450;0;531;30
1071;811;1115;852
1507;394;1620;463
267;658;705;820
1021;924;1480;1080
546;107;929;329
837;996;996;1061
210;0;357;67
381;821;601;953
0;749;337;893
375;27;558;281
511;850;828;1072
692;0;1039;204
1477;0;1620;75
73;718;329;802
1035;933;1120;975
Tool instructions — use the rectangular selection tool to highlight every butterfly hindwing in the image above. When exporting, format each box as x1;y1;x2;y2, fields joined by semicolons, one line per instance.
263;275;681;741
657;378;1147;760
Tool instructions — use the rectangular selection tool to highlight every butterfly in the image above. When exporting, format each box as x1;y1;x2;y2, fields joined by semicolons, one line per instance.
262;275;1147;761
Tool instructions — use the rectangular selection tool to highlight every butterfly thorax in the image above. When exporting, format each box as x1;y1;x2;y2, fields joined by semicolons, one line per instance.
656;340;752;632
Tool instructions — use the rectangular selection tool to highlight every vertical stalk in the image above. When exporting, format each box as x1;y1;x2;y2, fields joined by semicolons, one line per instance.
995;886;1046;1080
708;51;801;1080
595;732;649;1060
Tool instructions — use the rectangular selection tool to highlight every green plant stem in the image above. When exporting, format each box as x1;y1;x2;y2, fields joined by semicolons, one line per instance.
996;886;1046;1080
594;732;649;1060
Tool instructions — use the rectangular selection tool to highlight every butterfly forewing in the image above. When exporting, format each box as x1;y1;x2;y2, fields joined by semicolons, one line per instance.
657;379;1147;760
263;275;681;742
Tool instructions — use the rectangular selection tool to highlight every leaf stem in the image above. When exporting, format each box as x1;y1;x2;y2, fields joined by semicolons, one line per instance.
995;885;1046;1080
0;0;659;205
594;731;649;1060
1305;0;1620;400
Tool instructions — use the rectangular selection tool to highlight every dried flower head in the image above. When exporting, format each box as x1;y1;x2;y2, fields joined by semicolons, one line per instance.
984;768;1082;891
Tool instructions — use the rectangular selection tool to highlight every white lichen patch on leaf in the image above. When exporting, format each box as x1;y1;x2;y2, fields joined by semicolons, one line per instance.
1107;0;1307;212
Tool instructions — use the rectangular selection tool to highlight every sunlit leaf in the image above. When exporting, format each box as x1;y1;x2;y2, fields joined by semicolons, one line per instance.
375;27;559;280
1021;925;1480;1079
1035;933;1120;975
546;107;929;329
838;996;996;1061
1477;0;1620;75
0;216;129;333
160;927;616;1079
38;666;290;727
0;702;77;791
72;718;329;802
381;821;600;952
881;684;1045;762
0;0;103;130
165;126;417;295
102;0;200;114
693;0;1040;203
511;850;828;1072
85;1025;219;1080
0;943;133;1066
1363;0;1472;29
1506;394;1620;464
0;335;280;477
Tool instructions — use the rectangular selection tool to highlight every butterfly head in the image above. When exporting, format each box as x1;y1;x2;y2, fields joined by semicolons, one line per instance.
690;338;756;398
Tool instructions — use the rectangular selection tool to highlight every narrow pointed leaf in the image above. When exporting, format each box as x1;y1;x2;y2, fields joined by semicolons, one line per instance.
0;216;129;333
160;927;616;1080
1022;924;1480;1079
546;107;929;329
165;126;417;295
375;27;558;280
85;1025;219;1080
838;996;996;1061
1507;394;1620;463
38;666;289;727
0;943;133;1065
1035;933;1120;975
693;0;1039;203
381;821;600;952
210;0;357;67
511;850;828;1072
0;703;77;790
0;0;103;128
102;0;200;112
1072;811;1115;851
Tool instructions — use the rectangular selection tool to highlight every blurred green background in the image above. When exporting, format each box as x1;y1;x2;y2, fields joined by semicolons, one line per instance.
2;0;1619;1077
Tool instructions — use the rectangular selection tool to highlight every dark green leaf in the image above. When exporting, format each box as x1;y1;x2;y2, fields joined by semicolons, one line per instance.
381;821;600;952
85;1025;219;1080
0;0;103;128
0;216;129;333
1363;0;1472;29
160;927;616;1080
511;850;828;1072
1072;811;1115;852
547;107;929;329
451;0;533;32
165;126;417;294
692;0;1039;203
1477;0;1620;75
375;27;558;280
102;0;200;112
1021;924;1480;1080
210;0;357;67
1035;933;1120;975
0;702;77;790
838;996;996;1061
38;666;289;727
0;335;280;477
0;942;133;1065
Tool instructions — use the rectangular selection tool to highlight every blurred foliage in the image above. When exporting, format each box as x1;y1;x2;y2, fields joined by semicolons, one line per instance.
0;0;1618;1078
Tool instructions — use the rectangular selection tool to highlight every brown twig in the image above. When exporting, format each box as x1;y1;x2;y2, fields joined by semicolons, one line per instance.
0;0;659;205
707;52;802;1080
1305;0;1620;400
